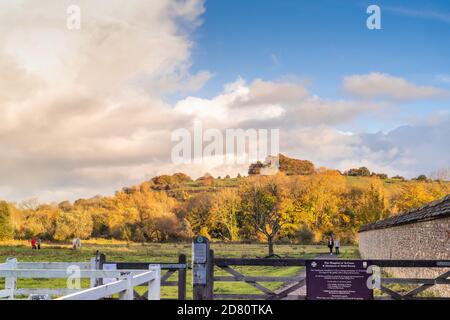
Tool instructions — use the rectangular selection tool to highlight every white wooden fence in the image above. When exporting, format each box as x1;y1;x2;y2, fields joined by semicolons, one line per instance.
0;258;160;300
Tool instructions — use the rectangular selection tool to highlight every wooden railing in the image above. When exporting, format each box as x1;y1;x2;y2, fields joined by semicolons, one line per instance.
213;258;450;300
104;254;188;300
56;267;160;300
0;257;161;300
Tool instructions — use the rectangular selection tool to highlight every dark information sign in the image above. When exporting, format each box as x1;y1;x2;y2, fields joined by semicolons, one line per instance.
306;260;373;300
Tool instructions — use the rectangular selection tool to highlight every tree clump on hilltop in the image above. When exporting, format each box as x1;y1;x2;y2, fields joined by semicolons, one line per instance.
279;154;315;175
248;154;315;176
151;173;193;190
345;167;371;177
345;167;390;180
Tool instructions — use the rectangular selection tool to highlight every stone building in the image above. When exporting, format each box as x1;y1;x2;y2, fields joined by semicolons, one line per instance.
358;194;450;297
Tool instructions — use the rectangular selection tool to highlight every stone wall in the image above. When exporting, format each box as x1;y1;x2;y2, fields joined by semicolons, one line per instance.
358;217;450;297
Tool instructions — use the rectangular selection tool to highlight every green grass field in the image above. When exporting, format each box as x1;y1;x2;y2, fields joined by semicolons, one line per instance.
0;241;359;299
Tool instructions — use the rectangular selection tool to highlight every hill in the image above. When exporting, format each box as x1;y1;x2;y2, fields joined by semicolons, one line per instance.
2;153;449;247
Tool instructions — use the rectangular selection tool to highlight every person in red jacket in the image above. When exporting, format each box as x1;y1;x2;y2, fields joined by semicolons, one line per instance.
31;237;37;250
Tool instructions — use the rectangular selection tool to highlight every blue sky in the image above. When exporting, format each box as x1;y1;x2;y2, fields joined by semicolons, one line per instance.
188;0;450;132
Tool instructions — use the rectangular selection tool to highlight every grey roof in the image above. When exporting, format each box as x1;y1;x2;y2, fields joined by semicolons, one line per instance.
359;194;450;232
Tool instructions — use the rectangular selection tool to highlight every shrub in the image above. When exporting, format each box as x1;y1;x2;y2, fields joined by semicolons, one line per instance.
295;226;314;244
416;174;428;181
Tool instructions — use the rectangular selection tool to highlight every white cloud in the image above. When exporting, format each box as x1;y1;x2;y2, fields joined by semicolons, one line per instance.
174;78;383;129
0;0;207;202
174;78;289;125
343;73;450;100
246;79;308;106
278;116;450;179
0;2;448;202
358;118;450;177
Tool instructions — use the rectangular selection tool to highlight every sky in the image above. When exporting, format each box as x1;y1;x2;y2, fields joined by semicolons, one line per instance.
0;0;449;203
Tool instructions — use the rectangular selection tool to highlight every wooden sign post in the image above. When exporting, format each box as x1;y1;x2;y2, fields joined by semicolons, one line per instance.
192;235;213;300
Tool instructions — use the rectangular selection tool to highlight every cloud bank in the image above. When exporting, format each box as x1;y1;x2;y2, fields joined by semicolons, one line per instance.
343;73;449;100
0;1;448;202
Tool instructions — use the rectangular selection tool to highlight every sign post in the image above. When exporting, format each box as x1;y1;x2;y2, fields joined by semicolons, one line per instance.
192;235;212;300
306;260;373;300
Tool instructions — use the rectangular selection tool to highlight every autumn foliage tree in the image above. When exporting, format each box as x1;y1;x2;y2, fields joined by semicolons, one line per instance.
0;201;13;240
54;209;93;240
392;182;449;212
181;193;214;237
3;163;450;246
240;175;295;256
355;182;388;225
288;171;347;242
210;189;241;241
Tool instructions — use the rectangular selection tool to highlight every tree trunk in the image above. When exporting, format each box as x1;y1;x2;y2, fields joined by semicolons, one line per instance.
268;236;274;256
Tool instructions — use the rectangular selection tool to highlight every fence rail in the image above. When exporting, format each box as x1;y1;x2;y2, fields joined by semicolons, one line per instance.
104;254;188;300
56;266;160;300
0;268;153;279
0;262;93;270
215;258;450;267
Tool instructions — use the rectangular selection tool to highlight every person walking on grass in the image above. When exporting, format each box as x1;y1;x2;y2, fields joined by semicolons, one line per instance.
31;237;37;250
327;236;334;255
334;238;340;255
37;238;42;250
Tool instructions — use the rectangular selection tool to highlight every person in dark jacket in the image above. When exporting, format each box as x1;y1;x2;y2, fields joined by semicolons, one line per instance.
327;236;334;255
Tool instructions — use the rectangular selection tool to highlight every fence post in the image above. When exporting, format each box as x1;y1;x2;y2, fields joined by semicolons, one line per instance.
148;264;161;300
178;254;187;300
206;249;214;300
119;273;134;300
97;253;106;286
5;258;17;299
192;236;210;300
89;257;97;288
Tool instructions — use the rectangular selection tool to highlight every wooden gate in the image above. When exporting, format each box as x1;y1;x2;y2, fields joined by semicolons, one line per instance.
204;256;450;300
214;258;307;300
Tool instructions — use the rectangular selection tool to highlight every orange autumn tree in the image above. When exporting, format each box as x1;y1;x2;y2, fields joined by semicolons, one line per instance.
392;182;450;213
288;170;347;242
240;174;295;256
210;188;241;241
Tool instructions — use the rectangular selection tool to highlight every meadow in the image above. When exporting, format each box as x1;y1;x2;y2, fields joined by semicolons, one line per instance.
0;240;359;299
